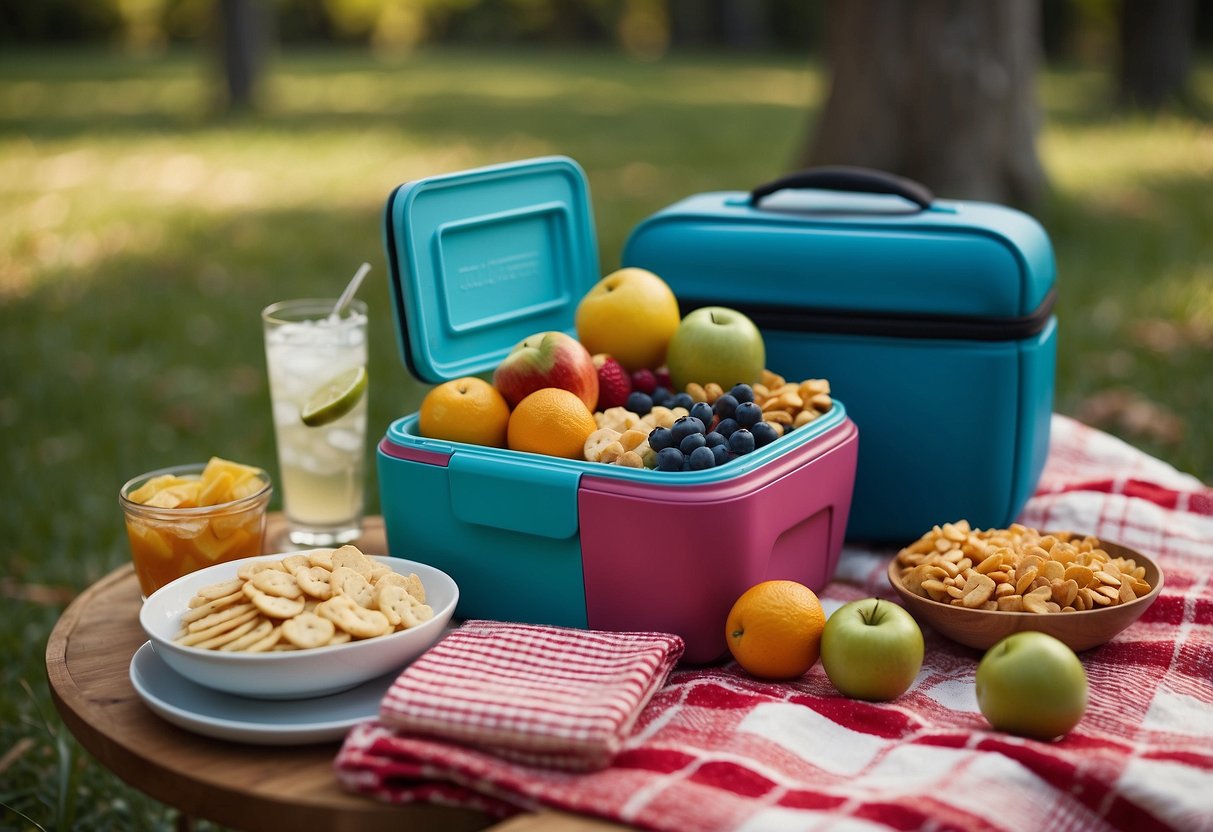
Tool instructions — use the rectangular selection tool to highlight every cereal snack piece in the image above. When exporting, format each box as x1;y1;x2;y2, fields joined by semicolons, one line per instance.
281;554;310;573
282;612;337;649
374;571;426;603
188;601;256;633
190;578;244;607
293;565;334;600
221;618;274;651
328;631;352;646
193;617;261;650
619;429;650;452
308;548;335;570
180;590;244;624
176;607;258;646
244;625;283;652
246;587;306;619
330;566;375;608
237;559;287;581
584;428;622;463
367;561;393;582
375;583;434;629
316;595;391;639
250;569;303;600
332;545;373;577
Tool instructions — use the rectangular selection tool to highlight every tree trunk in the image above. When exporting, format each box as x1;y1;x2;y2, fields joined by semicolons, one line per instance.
218;0;265;112
1118;0;1196;112
802;0;1047;211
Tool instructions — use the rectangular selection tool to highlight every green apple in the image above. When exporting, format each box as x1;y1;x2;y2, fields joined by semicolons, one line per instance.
820;598;924;701
976;631;1088;740
665;306;765;391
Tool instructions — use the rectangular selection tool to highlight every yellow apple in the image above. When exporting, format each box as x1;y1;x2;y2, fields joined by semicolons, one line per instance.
575;268;681;372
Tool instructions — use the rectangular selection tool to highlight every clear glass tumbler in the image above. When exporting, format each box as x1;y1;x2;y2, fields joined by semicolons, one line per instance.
261;298;368;548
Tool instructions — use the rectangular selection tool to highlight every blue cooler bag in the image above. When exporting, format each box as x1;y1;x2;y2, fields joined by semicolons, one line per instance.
622;167;1057;542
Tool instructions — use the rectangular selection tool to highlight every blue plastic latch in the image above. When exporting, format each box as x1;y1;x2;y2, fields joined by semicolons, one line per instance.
447;453;581;539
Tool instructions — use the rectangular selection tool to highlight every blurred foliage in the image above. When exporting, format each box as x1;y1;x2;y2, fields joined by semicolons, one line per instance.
10;0;1210;57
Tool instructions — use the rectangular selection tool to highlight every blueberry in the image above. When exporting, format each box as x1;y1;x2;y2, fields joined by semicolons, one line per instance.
688;446;716;470
751;421;780;448
648;427;675;452
670;416;706;443
705;431;727;448
729;429;756;456
713;393;738;419
714;417;740;438
690;401;714;425
626;391;653;416
672;392;695;410
651;386;674;408
735;401;762;427
711;443;731;466
655;447;684;472
679;432;707;454
729;384;755;404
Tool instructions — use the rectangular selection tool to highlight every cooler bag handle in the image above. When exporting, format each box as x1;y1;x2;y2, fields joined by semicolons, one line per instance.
750;166;935;210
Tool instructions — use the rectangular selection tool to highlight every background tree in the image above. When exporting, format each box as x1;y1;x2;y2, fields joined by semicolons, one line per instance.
217;0;267;111
802;0;1047;210
1118;0;1198;112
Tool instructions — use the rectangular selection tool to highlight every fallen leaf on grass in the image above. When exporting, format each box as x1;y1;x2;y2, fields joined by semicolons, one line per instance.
1076;389;1186;446
1130;319;1213;355
0;737;35;775
0;578;77;606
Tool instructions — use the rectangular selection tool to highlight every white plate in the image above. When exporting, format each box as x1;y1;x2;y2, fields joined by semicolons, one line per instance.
129;641;392;745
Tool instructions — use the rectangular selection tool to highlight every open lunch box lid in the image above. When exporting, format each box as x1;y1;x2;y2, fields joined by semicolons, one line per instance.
383;155;600;384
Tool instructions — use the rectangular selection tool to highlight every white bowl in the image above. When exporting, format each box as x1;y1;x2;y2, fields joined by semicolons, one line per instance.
140;552;458;700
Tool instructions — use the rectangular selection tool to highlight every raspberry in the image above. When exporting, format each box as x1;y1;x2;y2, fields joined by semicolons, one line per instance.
655;367;673;390
631;368;657;395
593;354;632;411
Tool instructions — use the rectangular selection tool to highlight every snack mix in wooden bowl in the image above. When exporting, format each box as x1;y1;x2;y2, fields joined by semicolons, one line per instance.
887;521;1163;651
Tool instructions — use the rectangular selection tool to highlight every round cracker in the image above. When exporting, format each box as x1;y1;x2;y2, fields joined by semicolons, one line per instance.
250;568;303;600
293;565;333;600
316;595;390;639
282;612;336;649
246;587;306;619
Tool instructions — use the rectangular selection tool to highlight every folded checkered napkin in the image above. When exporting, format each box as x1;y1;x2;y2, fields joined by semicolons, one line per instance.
374;619;684;770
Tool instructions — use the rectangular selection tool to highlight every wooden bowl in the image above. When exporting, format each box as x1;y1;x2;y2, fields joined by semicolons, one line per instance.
887;539;1164;652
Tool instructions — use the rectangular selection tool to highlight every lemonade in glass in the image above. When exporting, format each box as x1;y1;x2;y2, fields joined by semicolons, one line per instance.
262;298;368;547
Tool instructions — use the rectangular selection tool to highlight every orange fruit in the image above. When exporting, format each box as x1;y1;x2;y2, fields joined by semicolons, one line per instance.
418;377;511;447
575;268;681;372
726;580;826;680
507;387;598;459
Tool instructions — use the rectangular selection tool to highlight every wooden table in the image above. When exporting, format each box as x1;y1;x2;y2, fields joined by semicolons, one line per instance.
46;515;623;832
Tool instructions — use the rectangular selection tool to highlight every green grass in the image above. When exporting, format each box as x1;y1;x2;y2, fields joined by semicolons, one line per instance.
1;47;1210;829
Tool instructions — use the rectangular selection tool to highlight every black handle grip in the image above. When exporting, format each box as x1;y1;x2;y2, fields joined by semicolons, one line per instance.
750;166;935;210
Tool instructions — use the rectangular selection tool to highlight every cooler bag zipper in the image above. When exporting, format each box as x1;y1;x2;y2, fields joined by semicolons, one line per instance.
679;288;1056;342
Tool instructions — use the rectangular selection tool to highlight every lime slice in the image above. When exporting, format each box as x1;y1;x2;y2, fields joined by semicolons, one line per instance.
301;366;368;427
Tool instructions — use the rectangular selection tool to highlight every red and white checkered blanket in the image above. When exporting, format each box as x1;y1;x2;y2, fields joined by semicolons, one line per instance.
335;415;1213;831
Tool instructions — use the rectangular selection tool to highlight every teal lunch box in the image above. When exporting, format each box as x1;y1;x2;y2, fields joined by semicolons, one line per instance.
377;157;859;662
622;167;1056;542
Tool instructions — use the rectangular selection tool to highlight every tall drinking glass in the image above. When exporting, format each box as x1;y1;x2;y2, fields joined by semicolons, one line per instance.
262;299;368;547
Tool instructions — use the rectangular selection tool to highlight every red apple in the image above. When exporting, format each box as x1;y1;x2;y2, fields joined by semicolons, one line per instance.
493;331;599;410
